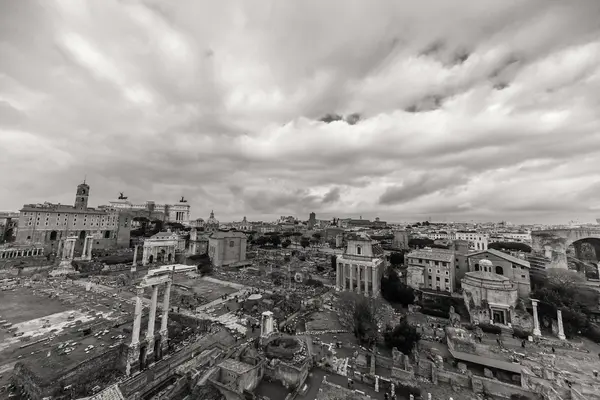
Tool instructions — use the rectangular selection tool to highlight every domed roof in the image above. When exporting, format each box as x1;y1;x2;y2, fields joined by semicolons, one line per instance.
479;259;493;268
206;210;219;226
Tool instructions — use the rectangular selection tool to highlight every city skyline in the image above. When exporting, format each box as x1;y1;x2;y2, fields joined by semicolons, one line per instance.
1;1;600;224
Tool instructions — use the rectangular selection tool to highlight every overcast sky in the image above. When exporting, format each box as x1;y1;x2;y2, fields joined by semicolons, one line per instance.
1;0;600;224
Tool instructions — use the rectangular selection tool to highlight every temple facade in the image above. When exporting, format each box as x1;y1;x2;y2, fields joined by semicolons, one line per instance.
335;232;385;297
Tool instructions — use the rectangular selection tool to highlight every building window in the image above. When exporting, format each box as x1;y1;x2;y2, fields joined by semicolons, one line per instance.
445;271;449;275
474;263;479;271
428;275;432;281
436;277;440;281
229;241;234;247
428;268;432;272
356;245;362;255
445;278;449;283
495;266;504;275
521;275;526;278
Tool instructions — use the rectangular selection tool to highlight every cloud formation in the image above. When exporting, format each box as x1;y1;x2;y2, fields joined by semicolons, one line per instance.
1;0;600;223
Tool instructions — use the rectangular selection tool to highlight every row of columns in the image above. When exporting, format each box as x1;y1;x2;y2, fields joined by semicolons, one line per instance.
531;299;566;340
336;263;379;296
128;280;172;375
0;248;43;259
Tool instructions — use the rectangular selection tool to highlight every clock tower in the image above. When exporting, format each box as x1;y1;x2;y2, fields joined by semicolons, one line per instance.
75;181;90;210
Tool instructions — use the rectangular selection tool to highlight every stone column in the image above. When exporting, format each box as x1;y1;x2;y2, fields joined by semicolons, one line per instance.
343;264;347;290
82;238;88;260
372;265;378;297
364;266;369;297
87;238;94;259
349;263;354;292
356;265;361;294
146;285;159;358
132;245;139;268
69;240;75;259
557;309;566;340
131;287;144;346
532;299;541;337
160;281;172;353
161;282;172;333
336;263;342;289
374;375;379;392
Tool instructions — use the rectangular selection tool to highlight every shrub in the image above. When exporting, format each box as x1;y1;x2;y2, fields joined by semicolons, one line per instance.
584;325;600;343
477;323;502;334
512;328;532;340
420;308;449;319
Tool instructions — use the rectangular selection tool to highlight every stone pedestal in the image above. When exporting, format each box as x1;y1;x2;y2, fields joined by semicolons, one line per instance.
126;342;141;376
532;299;542;337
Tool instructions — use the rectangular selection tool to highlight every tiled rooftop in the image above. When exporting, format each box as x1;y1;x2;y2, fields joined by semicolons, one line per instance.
407;249;454;262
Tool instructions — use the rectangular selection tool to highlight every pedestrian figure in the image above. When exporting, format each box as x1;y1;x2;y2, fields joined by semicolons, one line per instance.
552;346;555;353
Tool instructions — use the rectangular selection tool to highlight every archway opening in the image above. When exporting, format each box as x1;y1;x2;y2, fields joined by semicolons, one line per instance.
167;253;172;262
50;231;58;241
495;266;504;275
79;230;86;240
568;238;600;279
104;231;111;239
148;254;154;264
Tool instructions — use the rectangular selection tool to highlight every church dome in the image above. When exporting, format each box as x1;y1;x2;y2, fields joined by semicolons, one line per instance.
206;210;219;226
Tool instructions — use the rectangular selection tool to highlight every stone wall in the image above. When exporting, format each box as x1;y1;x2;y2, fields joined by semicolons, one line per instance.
416;359;542;400
264;359;309;390
13;345;124;400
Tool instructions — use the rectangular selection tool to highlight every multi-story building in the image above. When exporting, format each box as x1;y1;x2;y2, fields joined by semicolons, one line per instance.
208;231;248;267
16;182;131;253
466;248;531;298
405;249;456;292
107;196;191;225
454;231;489;251
335;232;385;297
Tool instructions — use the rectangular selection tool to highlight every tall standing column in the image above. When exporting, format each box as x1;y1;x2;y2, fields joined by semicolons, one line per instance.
146;285;159;358
87;238;94;259
532;299;541;336
132;245;139;267
356;265;361;295
557;309;566;340
161;282;172;333
69;240;75;259
336;263;341;289
82;238;88;260
160;281;172;354
364;265;369;296
349;263;354;292
372;265;378;297
131;287;144;346
343;264;347;290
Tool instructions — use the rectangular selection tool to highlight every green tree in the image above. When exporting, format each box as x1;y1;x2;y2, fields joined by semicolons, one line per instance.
270;235;281;248
389;252;405;266
300;237;310;249
381;268;415;306
383;319;421;355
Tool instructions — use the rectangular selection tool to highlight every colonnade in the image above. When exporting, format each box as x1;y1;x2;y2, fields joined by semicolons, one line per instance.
127;275;172;376
0;247;43;259
336;262;380;297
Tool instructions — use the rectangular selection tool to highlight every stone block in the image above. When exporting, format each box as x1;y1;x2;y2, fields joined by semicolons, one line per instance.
457;362;468;374
484;368;494;378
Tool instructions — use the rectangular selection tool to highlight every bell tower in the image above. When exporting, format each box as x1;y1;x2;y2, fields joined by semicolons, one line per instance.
75;181;90;210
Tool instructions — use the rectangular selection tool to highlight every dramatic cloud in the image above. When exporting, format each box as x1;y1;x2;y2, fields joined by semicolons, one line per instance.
1;0;600;223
